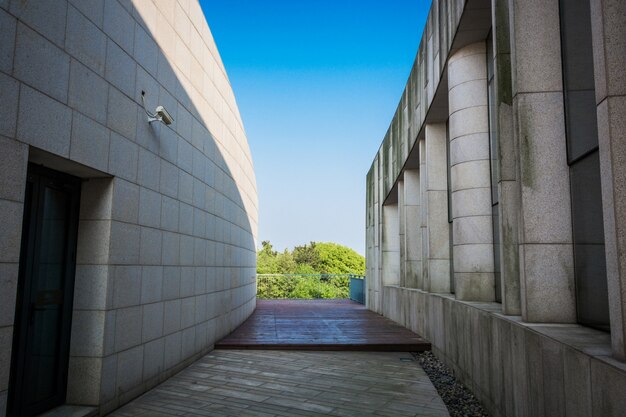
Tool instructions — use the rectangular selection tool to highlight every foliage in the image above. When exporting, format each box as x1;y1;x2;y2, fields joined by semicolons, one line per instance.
257;275;350;300
257;241;365;275
257;241;297;274
314;242;365;275
256;241;365;299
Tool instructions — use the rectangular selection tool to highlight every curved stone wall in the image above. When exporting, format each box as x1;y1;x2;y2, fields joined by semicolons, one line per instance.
0;0;258;414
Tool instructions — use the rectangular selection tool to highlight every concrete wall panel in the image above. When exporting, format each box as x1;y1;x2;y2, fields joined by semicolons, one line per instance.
368;1;626;414
591;0;626;360
381;288;625;417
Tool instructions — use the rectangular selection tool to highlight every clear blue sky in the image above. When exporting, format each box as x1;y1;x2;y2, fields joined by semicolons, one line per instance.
201;1;431;255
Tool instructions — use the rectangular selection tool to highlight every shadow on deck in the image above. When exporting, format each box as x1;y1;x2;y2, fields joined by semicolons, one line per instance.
215;299;431;351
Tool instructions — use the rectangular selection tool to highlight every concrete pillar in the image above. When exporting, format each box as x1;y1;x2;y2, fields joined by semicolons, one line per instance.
419;139;428;290
403;170;421;288
368;155;383;313
365;163;380;312
509;0;576;322
590;0;626;359
424;124;451;293
382;204;400;286
492;0;521;315
398;180;406;286
447;42;495;301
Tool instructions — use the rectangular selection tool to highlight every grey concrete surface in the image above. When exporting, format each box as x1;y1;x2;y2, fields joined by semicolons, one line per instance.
109;350;449;417
365;0;626;416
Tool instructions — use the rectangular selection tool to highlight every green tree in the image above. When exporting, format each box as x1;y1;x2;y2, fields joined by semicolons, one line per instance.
257;241;278;274
315;242;365;275
293;242;320;269
274;250;297;274
256;241;365;299
257;240;365;275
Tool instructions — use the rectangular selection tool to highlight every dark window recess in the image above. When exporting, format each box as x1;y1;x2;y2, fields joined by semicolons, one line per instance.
446;120;454;294
570;154;609;328
487;31;502;303
560;0;609;330
446;120;453;224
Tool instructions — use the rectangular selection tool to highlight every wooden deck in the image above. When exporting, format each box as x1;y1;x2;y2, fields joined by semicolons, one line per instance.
215;299;431;351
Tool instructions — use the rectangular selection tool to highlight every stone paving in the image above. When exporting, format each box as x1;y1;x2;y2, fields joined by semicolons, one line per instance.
108;350;449;416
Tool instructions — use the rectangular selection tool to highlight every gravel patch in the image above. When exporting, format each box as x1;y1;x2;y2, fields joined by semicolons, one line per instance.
413;351;489;417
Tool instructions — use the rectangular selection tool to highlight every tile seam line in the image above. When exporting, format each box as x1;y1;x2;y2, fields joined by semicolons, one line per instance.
448;77;488;93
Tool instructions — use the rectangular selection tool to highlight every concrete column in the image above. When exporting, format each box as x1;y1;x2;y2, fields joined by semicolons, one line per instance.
424;123;451;293
419;139;428;290
368;155;383;313
509;0;576;322
447;42;495;301
382;204;400;286
365;163;380;312
403;170;422;288
591;0;626;359
492;0;521;315
398;180;406;286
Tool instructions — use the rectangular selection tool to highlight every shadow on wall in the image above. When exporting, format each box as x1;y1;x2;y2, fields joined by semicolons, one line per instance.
2;0;257;414
75;0;258;410
131;0;259;310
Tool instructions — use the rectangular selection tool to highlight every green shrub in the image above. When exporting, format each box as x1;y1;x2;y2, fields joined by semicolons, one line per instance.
256;241;364;299
257;275;351;299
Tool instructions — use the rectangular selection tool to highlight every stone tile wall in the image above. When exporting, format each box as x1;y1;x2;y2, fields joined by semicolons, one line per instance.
0;0;258;415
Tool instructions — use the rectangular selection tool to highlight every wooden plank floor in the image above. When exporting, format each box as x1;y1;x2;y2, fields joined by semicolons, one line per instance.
110;350;449;416
215;300;430;351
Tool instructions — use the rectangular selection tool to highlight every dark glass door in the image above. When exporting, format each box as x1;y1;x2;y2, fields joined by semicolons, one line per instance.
9;164;81;417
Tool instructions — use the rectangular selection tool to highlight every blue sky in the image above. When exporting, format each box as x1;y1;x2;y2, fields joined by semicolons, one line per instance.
201;1;431;255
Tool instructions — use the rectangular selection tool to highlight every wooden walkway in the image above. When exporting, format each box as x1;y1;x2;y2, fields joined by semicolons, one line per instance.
110;350;449;416
215;300;430;351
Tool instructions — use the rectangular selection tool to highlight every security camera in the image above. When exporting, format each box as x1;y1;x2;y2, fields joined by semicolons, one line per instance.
140;91;174;126
155;106;174;125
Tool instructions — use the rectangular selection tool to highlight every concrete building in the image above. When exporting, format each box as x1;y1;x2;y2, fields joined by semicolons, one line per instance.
366;0;626;416
0;1;257;416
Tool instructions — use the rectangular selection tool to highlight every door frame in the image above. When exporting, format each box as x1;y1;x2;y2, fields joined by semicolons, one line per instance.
8;163;82;417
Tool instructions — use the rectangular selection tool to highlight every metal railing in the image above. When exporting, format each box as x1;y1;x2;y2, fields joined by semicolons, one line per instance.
256;274;365;303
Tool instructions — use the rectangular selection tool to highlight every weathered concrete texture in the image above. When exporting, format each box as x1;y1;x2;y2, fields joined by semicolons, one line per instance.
366;155;385;314
597;94;626;360
419;138;428;291
382;205;400;286
382;286;626;417
492;0;521;316
368;1;463;203
0;0;258;416
509;0;563;94
424;124;450;293
510;0;576;323
398;181;407;286
109;350;449;417
367;0;626;415
403;170;422;289
591;0;626;361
